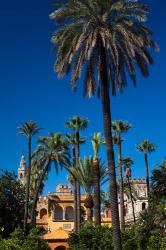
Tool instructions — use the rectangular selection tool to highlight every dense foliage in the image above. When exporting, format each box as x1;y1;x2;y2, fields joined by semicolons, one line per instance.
0;228;50;250
68;221;166;250
121;160;166;250
68;223;113;250
0;170;25;237
151;159;166;199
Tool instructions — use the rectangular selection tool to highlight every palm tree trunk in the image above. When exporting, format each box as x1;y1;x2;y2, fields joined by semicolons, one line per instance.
117;139;125;231
74;178;78;231
93;156;101;225
23;136;31;235
84;194;93;222
75;131;81;231
144;153;150;196
127;176;135;223
99;37;122;250
72;146;78;232
31;161;50;226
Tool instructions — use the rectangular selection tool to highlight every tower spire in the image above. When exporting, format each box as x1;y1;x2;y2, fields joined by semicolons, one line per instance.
20;154;26;170
18;154;27;185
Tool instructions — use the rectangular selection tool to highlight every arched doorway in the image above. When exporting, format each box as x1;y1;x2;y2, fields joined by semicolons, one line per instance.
40;208;47;220
124;204;128;216
54;206;63;220
55;246;66;250
65;206;74;220
142;202;146;211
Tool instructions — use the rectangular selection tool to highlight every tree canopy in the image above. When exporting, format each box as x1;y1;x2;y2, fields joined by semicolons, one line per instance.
0;171;25;237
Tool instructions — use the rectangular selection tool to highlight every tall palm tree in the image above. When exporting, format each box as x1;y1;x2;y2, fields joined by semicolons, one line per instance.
123;180;138;204
68;156;108;222
18;120;41;234
65;133;86;232
91;132;104;225
30;133;70;226
29;162;48;227
50;1;157;248
65;116;88;230
136;140;156;196
151;159;166;199
112;120;132;230
30;162;47;198
121;157;135;223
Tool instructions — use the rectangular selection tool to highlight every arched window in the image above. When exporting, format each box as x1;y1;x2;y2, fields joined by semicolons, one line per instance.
65;206;74;220
55;246;66;250
40;208;47;220
124;204;128;216
54;206;63;220
20;173;23;179
105;209;111;218
142;202;146;211
106;210;108;218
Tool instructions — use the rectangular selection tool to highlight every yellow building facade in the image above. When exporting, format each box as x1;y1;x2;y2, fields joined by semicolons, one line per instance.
36;184;87;232
36;184;112;232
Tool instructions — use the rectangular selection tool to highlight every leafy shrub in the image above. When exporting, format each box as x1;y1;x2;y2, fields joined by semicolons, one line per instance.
122;227;138;250
0;171;25;237
160;237;166;250
68;223;113;250
147;235;161;250
0;228;50;250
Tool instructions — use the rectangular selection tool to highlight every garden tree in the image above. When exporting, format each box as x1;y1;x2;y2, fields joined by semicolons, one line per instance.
91;132;105;225
29;162;48;226
72;157;94;222
50;0;158;248
30;161;48;198
0;170;25;237
68;156;108;222
151;197;166;231
121;227;138;250
18;120;41;234
30;133;70;227
125;160;166;250
151;159;166;199
121;157;135;223
0;228;50;250
146;159;166;235
66;132;86;231
65;116;88;231
132;199;166;250
112;120;132;230
123;180;138;203
68;223;113;250
136;139;156;196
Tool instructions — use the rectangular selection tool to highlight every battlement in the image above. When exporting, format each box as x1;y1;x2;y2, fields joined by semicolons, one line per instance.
55;184;72;194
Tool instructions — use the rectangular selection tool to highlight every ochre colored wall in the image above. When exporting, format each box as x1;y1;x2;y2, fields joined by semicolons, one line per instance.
48;217;74;231
37;190;112;232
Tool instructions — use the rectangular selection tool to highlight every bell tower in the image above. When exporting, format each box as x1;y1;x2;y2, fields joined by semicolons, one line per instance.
18;154;27;185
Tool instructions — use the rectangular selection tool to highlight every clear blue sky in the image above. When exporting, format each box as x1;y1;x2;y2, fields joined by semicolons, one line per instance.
0;0;166;194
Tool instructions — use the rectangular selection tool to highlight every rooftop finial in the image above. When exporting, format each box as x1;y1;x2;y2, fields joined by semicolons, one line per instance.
19;154;26;170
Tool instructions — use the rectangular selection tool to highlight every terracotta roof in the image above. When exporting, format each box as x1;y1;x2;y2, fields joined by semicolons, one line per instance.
44;228;70;240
